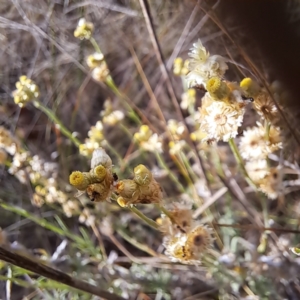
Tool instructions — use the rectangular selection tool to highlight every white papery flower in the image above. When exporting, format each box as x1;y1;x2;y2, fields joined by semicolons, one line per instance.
246;160;269;182
167;119;185;140
141;133;163;153
200;101;244;142
180;89;196;110
169;140;187;155
239;123;282;160
258;168;282;199
103;111;124;126
186;40;228;88
86;52;104;69
239;125;267;160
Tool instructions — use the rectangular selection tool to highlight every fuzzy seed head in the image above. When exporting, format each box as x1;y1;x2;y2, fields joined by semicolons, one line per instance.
253;92;279;123
186;225;213;254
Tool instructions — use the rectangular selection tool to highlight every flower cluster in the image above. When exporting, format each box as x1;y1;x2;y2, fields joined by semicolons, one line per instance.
159;205;213;264
186;40;228;89
134;125;162;153
74;18;94;40
240;78;279;124
0;126;19;156
69;148;115;202
182;40;246;142
180;88;196;111
198;82;245;142
13;76;40;107
71;148;163;205
239;123;282;199
79;121;105;156
173;57;189;76
2;128;78;215
101;99;124;126
116;164;162;206
86;52;109;82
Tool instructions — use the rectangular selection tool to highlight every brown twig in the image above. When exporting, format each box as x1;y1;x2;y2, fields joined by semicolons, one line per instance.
0;246;125;300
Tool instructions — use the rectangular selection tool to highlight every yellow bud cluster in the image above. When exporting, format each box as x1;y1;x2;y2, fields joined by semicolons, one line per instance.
134;125;152;142
173;57;189;76
116;164;162;207
69;149;115;202
13;76;40;107
74;18;94;40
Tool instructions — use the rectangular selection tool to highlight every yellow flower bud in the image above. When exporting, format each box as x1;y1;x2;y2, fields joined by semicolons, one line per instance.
69;171;89;191
206;77;230;100
173;57;183;76
240;77;260;97
92;165;107;182
133;164;153;186
116;179;139;199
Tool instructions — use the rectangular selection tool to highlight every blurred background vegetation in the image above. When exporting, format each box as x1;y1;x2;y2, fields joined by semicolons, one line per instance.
1;0;300;299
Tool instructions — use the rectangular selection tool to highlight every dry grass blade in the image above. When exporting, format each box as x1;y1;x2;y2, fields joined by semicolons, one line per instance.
139;0;209;184
0;246;125;300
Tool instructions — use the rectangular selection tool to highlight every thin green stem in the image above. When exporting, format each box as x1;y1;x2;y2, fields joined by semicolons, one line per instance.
105;76;140;124
155;204;172;220
89;37;101;53
155;152;185;193
228;138;256;189
33;101;81;148
228;138;247;176
0;200;86;247
128;206;159;230
116;229;160;257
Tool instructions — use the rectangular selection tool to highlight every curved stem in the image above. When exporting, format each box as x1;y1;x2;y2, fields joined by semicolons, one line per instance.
33;101;81;148
89;37;101;53
128;206;159;230
105;76;140;124
228;138;256;189
155;152;185;193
